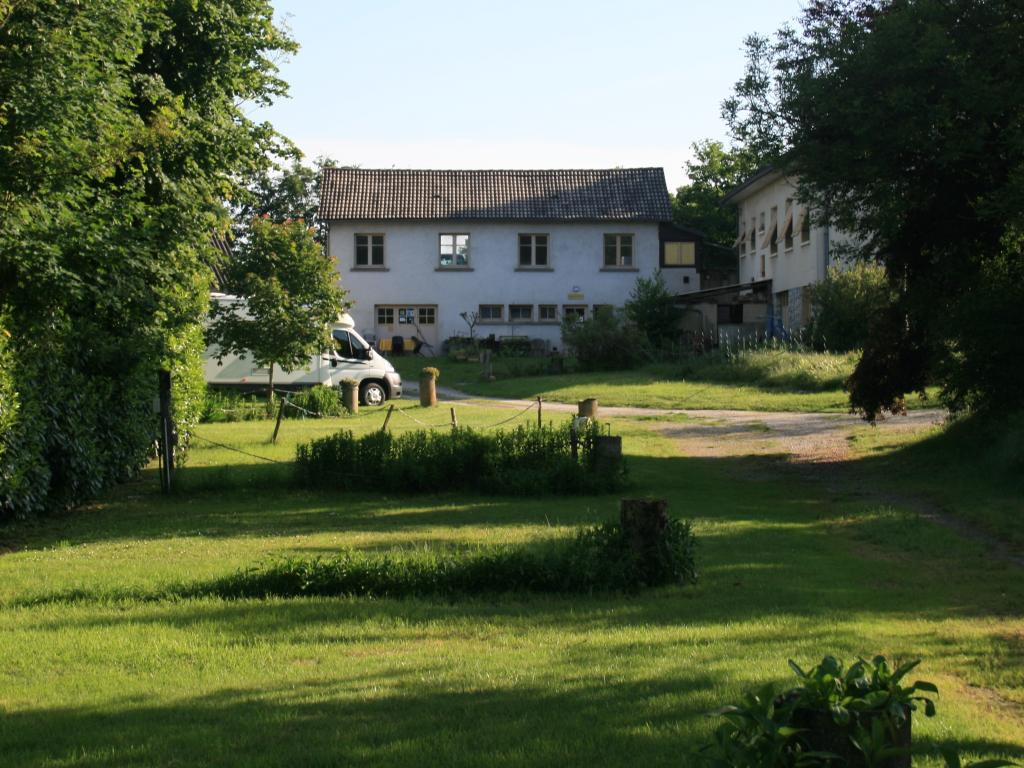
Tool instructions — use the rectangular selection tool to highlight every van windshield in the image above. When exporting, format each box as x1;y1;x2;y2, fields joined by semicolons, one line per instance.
332;330;369;359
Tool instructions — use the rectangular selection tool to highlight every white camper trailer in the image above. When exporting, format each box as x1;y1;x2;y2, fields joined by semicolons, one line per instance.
203;293;402;406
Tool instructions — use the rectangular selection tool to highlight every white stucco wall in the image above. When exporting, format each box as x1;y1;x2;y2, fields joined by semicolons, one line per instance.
327;220;685;348
734;175;830;294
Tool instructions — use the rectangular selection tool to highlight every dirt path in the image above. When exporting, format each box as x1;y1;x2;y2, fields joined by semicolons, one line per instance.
427;388;1022;567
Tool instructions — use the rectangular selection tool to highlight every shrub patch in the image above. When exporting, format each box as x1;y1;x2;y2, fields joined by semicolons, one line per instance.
295;421;626;495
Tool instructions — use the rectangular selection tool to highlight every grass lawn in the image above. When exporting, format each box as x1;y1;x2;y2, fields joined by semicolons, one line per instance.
391;351;937;412
846;412;1024;548
1;402;1021;766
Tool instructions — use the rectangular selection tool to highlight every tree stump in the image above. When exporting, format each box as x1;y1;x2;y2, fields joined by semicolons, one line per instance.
620;498;669;581
592;435;622;476
578;398;598;418
419;374;437;407
341;381;358;414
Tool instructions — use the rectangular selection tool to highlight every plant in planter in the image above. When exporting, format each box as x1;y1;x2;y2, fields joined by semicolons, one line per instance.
419;367;439;407
693;655;941;767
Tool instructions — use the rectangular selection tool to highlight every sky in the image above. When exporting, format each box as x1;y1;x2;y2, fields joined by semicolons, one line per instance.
253;0;805;191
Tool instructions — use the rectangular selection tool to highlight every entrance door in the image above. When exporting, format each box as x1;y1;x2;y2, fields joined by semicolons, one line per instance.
374;304;439;354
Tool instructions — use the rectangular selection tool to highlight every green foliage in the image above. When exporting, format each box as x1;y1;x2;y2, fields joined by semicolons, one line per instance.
624;271;679;351
233;156;338;244
189;517;697;600
420;367;440;380
682;346;858;392
286;386;346;419
694;655;938;767
207;218;348;399
0;0;296;516
673;139;764;244
561;308;646;372
807;263;894;352
201;389;274;423
295;422;625;496
724;1;1024;416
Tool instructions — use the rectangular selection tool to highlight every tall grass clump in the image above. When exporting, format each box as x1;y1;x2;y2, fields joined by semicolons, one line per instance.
295;421;625;495
193;517;697;599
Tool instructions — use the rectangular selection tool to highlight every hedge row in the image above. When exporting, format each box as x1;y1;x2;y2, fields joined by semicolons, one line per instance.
295;421;625;496
194;517;698;599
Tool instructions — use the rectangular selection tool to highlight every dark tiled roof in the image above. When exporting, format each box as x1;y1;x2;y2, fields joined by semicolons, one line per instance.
318;168;672;222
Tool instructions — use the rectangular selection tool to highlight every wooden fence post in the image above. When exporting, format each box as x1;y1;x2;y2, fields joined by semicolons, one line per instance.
271;398;286;444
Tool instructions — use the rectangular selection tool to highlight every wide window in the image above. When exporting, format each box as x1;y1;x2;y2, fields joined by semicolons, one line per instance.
509;304;532;322
538;304;558;322
603;234;634;267
440;233;470;267
518;234;549;267
355;234;384;267
478;304;503;322
563;305;586;322
663;242;696;267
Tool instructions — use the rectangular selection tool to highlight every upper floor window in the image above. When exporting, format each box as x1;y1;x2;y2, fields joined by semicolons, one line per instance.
518;234;549;267
663;241;696;267
800;209;812;244
355;234;384;267
603;234;634;268
769;207;779;255
759;212;766;232
440;233;470;267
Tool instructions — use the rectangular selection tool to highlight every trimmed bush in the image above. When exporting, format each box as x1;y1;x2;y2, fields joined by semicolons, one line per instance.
295;421;625;495
193;517;697;599
809;262;894;352
561;308;647;372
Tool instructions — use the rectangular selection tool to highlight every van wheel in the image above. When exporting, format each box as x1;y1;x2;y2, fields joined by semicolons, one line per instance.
360;380;386;407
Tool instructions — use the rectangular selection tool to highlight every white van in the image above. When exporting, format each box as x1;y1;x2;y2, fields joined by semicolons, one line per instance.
203;293;402;406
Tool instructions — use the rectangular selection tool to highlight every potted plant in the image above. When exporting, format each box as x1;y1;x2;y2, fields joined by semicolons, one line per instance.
340;378;358;414
419;367;439;407
694;655;940;767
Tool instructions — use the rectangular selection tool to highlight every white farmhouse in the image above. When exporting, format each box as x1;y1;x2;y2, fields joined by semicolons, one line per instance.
722;167;853;332
319;168;702;351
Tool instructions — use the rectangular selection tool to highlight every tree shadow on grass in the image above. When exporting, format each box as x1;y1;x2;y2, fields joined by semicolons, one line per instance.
0;673;723;768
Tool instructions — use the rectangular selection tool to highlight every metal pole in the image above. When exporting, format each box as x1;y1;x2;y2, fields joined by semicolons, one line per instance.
158;370;173;493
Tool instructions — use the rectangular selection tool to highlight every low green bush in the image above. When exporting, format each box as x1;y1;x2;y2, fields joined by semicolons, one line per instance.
191;517;697;599
561;308;647;372
286;386;345;418
809;262;894;352
295;421;625;495
201;389;273;422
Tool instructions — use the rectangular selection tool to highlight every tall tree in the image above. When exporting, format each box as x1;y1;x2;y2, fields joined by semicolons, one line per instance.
207;218;348;401
0;0;295;516
724;0;1024;417
234;156;341;243
672;140;762;244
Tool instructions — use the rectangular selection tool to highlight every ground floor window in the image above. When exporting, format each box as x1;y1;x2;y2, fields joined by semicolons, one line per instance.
538;304;558;322
376;306;394;325
418;307;435;325
592;304;614;318
563;305;586;322
479;304;503;322
509;304;532;322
